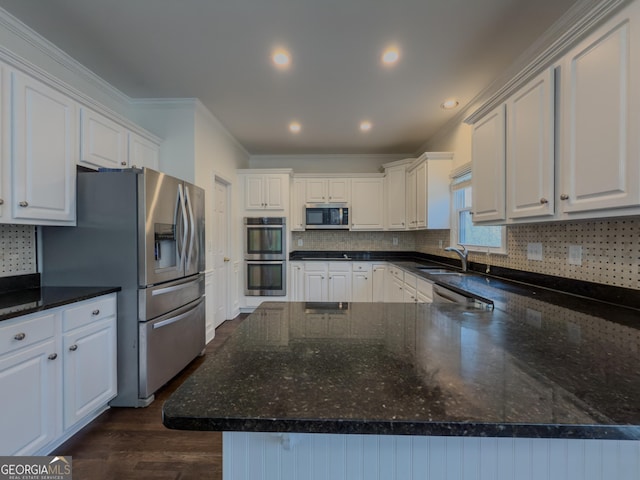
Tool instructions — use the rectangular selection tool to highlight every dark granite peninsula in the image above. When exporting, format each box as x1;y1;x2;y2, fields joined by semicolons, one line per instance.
164;300;640;479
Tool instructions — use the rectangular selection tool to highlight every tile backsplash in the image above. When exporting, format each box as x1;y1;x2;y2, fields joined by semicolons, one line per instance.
296;217;640;291
0;225;36;277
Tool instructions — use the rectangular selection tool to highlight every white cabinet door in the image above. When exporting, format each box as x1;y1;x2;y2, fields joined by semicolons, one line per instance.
304;263;328;302
264;175;285;209
289;262;305;301
385;166;406;230
291;178;306;231
328;270;351;302
351;263;372;302
406;168;417;228
507;69;555;219
471;104;506;223
62;316;117;430
415;161;428;229
11;70;76;224
245;175;265;209
389;275;404;302
351;177;384;230
128;132;160;170
79;107;128;169
559;7;640;213
0;338;58;456
372;263;386;302
305;178;327;203
327;179;350;203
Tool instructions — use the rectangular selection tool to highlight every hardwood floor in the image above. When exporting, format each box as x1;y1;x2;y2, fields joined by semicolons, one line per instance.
54;315;246;480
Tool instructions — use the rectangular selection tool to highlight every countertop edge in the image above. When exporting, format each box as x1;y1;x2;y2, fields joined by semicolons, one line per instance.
162;416;640;440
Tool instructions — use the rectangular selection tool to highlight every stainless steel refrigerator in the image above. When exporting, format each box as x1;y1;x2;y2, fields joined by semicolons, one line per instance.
42;168;206;407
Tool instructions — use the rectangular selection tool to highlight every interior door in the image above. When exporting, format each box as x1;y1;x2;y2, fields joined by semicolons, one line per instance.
213;178;230;328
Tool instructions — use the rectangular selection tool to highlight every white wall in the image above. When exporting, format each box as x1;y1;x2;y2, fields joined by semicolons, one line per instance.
130;100;197;182
249;154;408;174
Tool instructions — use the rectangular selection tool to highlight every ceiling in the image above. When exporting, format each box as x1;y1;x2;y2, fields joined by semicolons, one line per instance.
0;0;578;155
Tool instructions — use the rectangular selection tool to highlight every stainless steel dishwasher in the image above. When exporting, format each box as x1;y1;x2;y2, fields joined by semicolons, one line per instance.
432;284;494;310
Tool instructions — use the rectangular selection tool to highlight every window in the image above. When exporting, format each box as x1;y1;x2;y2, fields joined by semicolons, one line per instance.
450;165;506;254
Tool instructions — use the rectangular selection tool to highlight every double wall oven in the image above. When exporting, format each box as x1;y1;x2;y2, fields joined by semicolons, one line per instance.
244;217;287;296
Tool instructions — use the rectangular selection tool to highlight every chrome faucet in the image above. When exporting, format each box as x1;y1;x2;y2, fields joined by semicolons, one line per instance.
445;244;469;272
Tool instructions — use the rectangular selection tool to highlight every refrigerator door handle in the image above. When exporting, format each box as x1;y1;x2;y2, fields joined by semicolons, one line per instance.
177;184;188;270
184;186;195;270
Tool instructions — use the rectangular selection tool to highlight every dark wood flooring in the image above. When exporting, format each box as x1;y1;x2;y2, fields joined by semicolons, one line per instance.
54;315;246;480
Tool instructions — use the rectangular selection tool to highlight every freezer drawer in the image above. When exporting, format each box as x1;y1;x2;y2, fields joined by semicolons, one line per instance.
138;274;204;322
139;297;205;398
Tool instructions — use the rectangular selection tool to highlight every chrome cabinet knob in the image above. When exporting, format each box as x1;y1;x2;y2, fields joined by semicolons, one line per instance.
120;161;127;166
92;309;100;316
14;332;26;341
18;201;28;207
69;344;78;351
0;199;4;205
48;353;58;360
560;194;569;200
540;198;549;204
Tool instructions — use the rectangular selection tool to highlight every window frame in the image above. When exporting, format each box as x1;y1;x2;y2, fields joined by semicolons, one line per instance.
450;164;507;255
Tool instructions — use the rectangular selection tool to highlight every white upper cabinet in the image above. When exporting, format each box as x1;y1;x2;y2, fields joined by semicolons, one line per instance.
351;177;384;230
305;178;350;203
384;164;407;230
128;131;160;170
79;107;128;169
11;70;77;225
240;171;290;211
506;68;555;220
405;153;453;229
558;4;640;214
291;177;306;231
471;105;506;223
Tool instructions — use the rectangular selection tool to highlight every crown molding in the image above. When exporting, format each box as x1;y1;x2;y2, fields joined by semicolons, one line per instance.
464;0;631;124
0;7;131;106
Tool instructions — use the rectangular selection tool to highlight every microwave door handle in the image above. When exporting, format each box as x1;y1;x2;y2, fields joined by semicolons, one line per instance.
184;186;196;269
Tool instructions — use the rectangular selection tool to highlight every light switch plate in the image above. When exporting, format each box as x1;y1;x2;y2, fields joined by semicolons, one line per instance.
392;237;398;246
527;243;543;261
568;245;582;265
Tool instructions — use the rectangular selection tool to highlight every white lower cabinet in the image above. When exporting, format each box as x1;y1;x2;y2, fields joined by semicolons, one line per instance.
289;262;305;301
371;264;386;302
0;293;117;455
303;262;351;302
351;263;372;302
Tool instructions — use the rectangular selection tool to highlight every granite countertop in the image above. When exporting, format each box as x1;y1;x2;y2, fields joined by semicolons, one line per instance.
163;297;640;440
0;274;121;322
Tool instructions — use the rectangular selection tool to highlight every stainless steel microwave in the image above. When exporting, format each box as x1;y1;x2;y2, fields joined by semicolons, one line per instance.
304;204;350;229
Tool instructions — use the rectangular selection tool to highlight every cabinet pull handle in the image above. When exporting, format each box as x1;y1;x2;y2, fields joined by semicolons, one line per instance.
18;201;28;207
69;344;78;351
540;198;549;204
92;309;100;316
0;199;4;205
14;332;26;341
560;194;569;200
120;161;127;166
48;353;58;360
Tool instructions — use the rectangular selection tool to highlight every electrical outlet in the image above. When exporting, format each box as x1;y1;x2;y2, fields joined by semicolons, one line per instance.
392;237;398;246
439;240;443;249
568;245;582;266
297;238;303;247
527;243;543;261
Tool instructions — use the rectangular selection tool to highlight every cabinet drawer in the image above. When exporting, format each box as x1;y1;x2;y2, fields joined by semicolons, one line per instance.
328;262;351;272
0;312;56;355
63;295;116;332
352;262;372;273
388;266;404;281
417;277;433;300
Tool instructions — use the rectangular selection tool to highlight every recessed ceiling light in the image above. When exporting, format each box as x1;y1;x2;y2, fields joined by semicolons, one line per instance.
441;99;459;110
381;47;400;66
360;121;372;132
272;49;291;68
289;122;301;133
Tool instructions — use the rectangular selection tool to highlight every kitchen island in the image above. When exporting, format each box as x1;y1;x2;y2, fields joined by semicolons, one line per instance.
163;299;640;479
